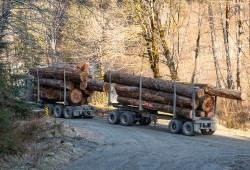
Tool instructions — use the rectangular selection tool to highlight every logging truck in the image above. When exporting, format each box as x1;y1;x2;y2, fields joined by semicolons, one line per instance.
104;71;247;136
26;63;104;119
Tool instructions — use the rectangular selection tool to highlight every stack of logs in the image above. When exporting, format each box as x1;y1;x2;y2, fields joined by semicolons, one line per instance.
29;62;109;105
104;71;247;120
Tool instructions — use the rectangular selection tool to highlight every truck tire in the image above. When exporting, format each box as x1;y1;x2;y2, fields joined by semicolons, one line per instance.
44;104;54;116
182;121;195;136
63;106;74;119
168;119;183;134
120;112;133;126
201;129;215;135
108;111;120;124
53;105;64;118
139;117;151;126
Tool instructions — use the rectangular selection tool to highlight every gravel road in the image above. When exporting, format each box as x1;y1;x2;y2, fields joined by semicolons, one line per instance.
60;117;250;170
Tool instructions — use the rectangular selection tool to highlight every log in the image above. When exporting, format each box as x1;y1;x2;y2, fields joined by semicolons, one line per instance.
83;90;95;97
30;66;81;82
77;62;88;71
34;78;74;90
206;111;214;118
104;71;204;98
80;81;88;90
197;84;247;101
87;97;93;103
87;79;109;92
198;95;214;113
115;84;199;109
80;71;89;81
34;87;82;104
117;96;203;119
81;98;88;105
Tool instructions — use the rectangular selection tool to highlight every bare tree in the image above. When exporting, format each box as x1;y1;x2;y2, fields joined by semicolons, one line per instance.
235;0;243;90
208;1;226;88
219;0;234;89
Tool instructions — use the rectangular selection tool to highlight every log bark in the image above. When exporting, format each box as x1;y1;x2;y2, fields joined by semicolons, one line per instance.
34;78;74;90
199;84;247;101
115;84;199;109
104;71;204;98
87;79;109;92
34;86;82;104
117;96;203;119
30;66;81;82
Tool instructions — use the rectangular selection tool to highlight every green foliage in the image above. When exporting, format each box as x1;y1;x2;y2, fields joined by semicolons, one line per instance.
0;41;32;155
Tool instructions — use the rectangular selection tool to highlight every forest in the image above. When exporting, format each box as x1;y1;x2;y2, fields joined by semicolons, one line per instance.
0;0;249;161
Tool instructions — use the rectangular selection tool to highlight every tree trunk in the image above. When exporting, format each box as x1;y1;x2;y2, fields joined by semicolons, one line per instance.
34;78;74;90
104;71;204;98
117;96;203;119
208;1;226;88
30;66;82;82
219;0;234;89
198;84;246;100
34;86;82;104
87;79;109;92
115;84;199;109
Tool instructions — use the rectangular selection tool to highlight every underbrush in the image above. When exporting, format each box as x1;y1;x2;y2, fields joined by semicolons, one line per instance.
217;98;249;129
0;118;91;169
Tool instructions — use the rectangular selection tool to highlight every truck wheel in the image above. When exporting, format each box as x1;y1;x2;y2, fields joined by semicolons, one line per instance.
53;105;64;118
182;121;194;136
201;129;215;135
168;119;183;134
139;117;151;126
108;111;120;124
120;112;133;126
63;106;74;119
44;104;54;116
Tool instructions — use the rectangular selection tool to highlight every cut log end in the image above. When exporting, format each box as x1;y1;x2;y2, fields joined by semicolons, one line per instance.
70;89;83;103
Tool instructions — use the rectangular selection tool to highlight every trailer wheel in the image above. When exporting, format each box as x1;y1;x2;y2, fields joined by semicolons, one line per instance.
63;106;74;119
108;111;120;124
44;104;54;116
182;121;194;136
53;105;64;118
201;129;215;135
139;117;151;126
168;119;183;134
120;112;133;126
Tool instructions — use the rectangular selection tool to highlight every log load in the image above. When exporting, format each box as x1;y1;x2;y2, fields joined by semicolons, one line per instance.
104;71;204;98
34;86;82;104
115;84;199;109
197;84;247;101
34;78;74;90
87;79;109;92
117;96;205;119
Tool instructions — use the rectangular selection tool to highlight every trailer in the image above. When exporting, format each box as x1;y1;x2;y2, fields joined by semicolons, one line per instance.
106;72;216;136
25;67;96;119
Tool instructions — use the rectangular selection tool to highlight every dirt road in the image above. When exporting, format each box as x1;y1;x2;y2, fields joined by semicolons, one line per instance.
60;117;250;170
